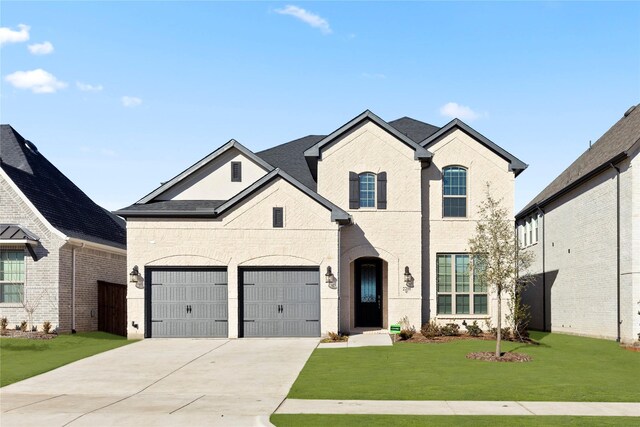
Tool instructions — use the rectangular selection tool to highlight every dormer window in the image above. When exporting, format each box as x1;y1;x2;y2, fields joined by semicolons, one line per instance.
349;171;387;210
443;166;467;217
231;162;242;182
359;173;376;208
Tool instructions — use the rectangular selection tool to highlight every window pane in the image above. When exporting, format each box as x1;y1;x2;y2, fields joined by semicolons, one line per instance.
0;250;25;282
443;197;466;217
437;255;451;292
359;173;375;208
360;264;377;303
1;283;23;303
474;295;488;314
437;295;452;314
456;295;470;314
473;258;487;292
443;167;467;196
455;255;469;292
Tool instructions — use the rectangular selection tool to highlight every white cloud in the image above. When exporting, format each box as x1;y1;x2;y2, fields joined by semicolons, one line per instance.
5;69;67;93
275;5;332;34
76;81;103;92
0;24;30;46
439;102;485;121
121;96;142;107
28;41;54;55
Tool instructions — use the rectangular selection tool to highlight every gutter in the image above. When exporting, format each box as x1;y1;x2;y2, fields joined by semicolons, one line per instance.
609;163;622;342
536;205;547;331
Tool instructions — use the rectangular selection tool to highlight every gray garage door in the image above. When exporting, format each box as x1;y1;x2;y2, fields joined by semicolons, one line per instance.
241;268;320;337
150;269;228;338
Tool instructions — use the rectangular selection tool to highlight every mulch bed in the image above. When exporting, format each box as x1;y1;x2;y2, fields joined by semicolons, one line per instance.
398;332;537;345
0;330;57;340
466;351;532;362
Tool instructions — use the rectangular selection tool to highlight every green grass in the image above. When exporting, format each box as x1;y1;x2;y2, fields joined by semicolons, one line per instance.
270;415;640;426
289;332;640;402
0;332;135;387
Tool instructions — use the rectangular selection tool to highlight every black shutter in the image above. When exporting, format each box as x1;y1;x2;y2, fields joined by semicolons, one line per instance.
377;172;387;209
273;207;283;228
349;172;359;209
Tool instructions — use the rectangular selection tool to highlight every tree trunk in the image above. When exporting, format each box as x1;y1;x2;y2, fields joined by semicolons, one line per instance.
496;291;502;358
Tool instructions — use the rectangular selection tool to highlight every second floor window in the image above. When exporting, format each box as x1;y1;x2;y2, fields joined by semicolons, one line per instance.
443;166;467;217
359;173;375;208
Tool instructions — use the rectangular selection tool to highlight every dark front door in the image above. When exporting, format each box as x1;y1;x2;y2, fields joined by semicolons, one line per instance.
355;258;382;327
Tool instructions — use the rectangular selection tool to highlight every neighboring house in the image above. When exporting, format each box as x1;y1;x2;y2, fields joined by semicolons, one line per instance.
116;110;527;339
0;125;127;334
517;105;640;344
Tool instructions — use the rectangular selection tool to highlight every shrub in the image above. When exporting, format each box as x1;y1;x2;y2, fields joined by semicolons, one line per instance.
465;320;482;337
42;321;52;334
491;327;512;340
399;328;415;340
20;320;28;332
0;317;7;334
421;320;441;338
324;331;348;342
441;323;460;336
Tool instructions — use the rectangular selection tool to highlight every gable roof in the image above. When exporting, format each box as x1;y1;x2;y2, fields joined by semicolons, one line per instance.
0;125;126;249
116;168;351;223
137;138;274;204
388;116;440;143
420;118;528;176
517;104;640;219
256;135;323;191
304;110;433;162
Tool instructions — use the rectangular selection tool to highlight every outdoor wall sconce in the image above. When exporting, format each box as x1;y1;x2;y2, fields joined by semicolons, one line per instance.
130;265;143;289
404;266;414;287
325;266;337;289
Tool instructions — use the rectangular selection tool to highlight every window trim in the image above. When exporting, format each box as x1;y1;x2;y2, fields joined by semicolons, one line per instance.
231;161;242;182
442;165;468;218
436;253;488;316
358;172;376;209
0;248;25;304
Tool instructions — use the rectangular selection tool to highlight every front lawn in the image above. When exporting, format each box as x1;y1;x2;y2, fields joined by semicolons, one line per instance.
289;332;640;402
271;415;640;426
0;332;135;387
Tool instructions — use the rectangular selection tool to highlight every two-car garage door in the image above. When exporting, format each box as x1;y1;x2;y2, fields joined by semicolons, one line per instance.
147;268;320;338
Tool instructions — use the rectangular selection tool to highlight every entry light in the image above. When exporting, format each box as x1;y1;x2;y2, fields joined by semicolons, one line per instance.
325;266;337;289
404;266;414;287
130;265;143;288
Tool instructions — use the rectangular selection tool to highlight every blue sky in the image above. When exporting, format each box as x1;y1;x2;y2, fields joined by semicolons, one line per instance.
2;1;639;212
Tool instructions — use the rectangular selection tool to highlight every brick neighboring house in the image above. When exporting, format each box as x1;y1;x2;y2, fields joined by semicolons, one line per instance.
517;105;640;344
116;110;527;339
0;125;127;333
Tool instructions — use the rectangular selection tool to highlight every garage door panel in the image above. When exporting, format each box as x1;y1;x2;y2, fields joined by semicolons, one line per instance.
152;302;190;320
152;320;190;338
244;320;281;337
244;302;278;320
283;320;319;337
282;302;320;320
192;320;227;337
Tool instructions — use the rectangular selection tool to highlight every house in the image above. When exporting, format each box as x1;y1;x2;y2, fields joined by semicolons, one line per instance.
116;110;527;339
0;125;127;335
517;105;640;344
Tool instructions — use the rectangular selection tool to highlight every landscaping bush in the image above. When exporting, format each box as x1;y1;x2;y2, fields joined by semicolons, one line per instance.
323;331;348;342
491;327;512;340
20;321;28;332
464;320;482;337
42;321;52;334
399;328;415;340
420;320;441;338
441;323;460;336
0;317;7;334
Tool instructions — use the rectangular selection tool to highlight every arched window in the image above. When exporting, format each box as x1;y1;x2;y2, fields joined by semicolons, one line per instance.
359;173;376;208
443;166;467;217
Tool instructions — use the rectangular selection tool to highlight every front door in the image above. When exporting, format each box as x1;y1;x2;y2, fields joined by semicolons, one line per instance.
355;258;382;327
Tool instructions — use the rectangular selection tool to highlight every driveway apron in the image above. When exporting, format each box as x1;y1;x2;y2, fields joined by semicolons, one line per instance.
0;338;318;426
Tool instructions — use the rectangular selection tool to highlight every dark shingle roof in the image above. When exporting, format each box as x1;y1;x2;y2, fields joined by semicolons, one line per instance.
0;224;39;242
115;200;226;216
256;135;324;191
388;116;440;143
517;105;640;218
0;125;126;249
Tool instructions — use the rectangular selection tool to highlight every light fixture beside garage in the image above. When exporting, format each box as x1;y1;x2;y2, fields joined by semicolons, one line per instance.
325;266;337;289
130;265;143;289
404;266;414;287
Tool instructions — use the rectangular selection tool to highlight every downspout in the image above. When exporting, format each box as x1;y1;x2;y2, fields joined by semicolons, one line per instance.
71;243;85;334
609;163;621;342
536;205;547;331
337;224;343;334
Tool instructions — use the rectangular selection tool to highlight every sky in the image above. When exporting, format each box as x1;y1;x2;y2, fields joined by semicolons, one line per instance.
1;1;639;213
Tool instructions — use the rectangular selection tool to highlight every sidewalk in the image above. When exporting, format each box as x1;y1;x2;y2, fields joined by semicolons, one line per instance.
276;399;640;417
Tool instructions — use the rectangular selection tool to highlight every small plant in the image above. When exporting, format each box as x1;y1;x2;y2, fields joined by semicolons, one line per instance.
0;317;7;334
491;327;512;341
441;323;460;336
421;320;441;338
397;316;416;340
42;321;52;334
464;320;482;337
20;320;28;332
322;331;348;342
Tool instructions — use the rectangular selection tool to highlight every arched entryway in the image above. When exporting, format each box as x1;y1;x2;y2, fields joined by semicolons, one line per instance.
354;257;384;327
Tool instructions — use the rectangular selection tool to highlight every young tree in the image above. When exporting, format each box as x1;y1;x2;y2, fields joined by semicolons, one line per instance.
468;184;534;357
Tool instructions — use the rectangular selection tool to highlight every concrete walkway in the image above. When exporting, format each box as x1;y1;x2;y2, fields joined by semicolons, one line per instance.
317;333;392;348
276;399;640;417
1;338;318;427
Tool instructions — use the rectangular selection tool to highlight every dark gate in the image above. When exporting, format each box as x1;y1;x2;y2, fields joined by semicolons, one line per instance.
98;280;127;336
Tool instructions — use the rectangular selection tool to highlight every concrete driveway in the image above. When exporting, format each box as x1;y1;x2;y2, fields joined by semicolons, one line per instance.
0;338;318;426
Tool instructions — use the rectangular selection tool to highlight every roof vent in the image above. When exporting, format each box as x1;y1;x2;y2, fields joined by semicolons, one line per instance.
24;140;39;154
624;104;637;117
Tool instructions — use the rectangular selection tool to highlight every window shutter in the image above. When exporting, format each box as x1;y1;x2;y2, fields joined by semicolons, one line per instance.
349;172;359;209
377;172;387;209
231;162;242;182
273;207;283;228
